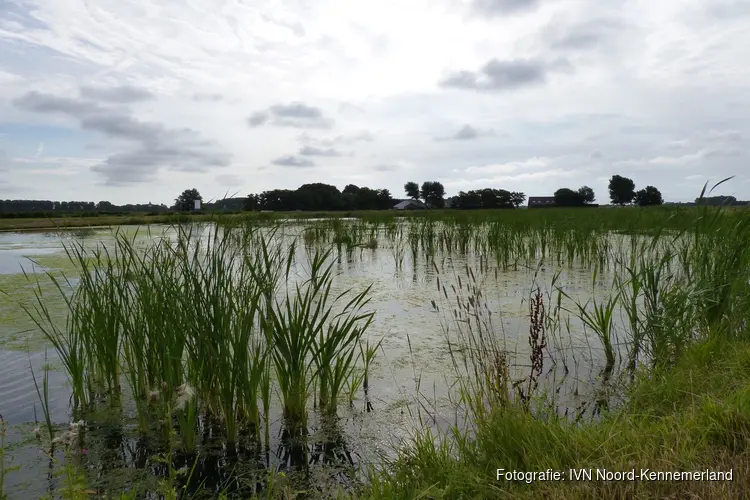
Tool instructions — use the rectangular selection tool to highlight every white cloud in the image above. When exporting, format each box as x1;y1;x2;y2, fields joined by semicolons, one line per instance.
0;0;749;203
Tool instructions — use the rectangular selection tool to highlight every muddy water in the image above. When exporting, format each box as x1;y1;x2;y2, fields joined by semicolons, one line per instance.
0;223;619;498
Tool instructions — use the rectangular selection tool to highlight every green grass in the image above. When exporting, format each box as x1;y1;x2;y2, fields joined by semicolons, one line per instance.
358;183;750;499
361;335;750;499
21;222;376;448
0;213;221;231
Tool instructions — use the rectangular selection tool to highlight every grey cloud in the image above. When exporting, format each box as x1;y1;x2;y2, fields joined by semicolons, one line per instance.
372;164;398;172
80;85;155;103
248;102;334;129
13;91;102;116
454;124;480;140
299;145;343;157
79;114;162;143
348;131;374;143
703;148;742;158
440;58;571;92
297;131;374;147
436;124;494;141
247;112;269;127
193;93;223;102
471;0;540;16
272;155;315;167
707;130;742;142
216;174;243;186
590;150;603;159
13;90;231;185
270;103;322;119
544;18;629;51
705;1;750;19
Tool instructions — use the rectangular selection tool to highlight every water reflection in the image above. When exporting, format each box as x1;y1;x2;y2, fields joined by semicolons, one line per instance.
0;221;655;498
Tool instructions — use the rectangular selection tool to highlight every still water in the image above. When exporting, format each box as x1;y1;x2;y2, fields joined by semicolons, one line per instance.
0;222;617;498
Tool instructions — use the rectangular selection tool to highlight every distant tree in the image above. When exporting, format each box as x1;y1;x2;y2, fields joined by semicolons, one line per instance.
695;195;736;206
451;188;516;209
635;186;664;206
295;183;343;211
343;184;360;195
420;181;446;208
578;186;596;204
245;194;259;211
554;188;584;206
404;181;420;200
608;175;636;205
452;190;481;209
96;200;115;212
510;191;527;208
175;189;203;212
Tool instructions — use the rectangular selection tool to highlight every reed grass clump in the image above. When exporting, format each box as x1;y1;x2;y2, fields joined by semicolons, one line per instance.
23;222;377;454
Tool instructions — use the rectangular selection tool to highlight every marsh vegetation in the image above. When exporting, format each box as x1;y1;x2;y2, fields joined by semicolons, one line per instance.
1;183;749;498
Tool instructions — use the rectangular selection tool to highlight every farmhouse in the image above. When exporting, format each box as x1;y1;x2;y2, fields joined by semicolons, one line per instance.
528;196;556;208
393;199;427;210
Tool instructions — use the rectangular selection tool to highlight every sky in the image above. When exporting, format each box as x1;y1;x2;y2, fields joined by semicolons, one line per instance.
1;0;749;205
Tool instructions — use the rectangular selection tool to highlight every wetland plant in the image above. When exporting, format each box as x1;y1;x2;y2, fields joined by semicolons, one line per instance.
29;351;55;442
22;222;377;457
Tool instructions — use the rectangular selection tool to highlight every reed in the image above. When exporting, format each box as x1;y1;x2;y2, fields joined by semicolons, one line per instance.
29;351;54;442
20;222;379;461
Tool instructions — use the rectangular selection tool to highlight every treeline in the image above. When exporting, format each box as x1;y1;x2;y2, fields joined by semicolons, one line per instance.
450;189;526;209
0;199;170;217
553;186;596;207
244;181;528;212
695;196;750;206
246;183;394;211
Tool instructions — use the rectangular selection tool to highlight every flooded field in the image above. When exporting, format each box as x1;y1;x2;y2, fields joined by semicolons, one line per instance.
0;214;722;498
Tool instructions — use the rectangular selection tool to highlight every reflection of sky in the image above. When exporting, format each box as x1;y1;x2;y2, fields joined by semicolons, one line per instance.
0;221;653;495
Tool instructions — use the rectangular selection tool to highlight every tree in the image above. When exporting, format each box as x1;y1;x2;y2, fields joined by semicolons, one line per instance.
404;181;420;200
175;189;202;211
578;186;595;204
554;188;584;206
245;194;259;211
450;188;516;209
295;183;344;211
510;191;527;208
635;186;663;206
608;175;636;205
343;184;360;195
96;200;115;212
696;195;736;206
420;181;446;208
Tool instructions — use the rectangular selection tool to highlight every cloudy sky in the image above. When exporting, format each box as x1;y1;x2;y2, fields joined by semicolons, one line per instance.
1;0;749;205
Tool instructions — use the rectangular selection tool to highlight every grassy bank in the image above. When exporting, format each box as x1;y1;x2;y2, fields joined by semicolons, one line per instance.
363;334;750;499
3;205;743;232
0;213;223;231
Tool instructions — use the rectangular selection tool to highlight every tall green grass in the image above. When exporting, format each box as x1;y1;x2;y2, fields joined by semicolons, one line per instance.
23;222;376;456
362;182;750;498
